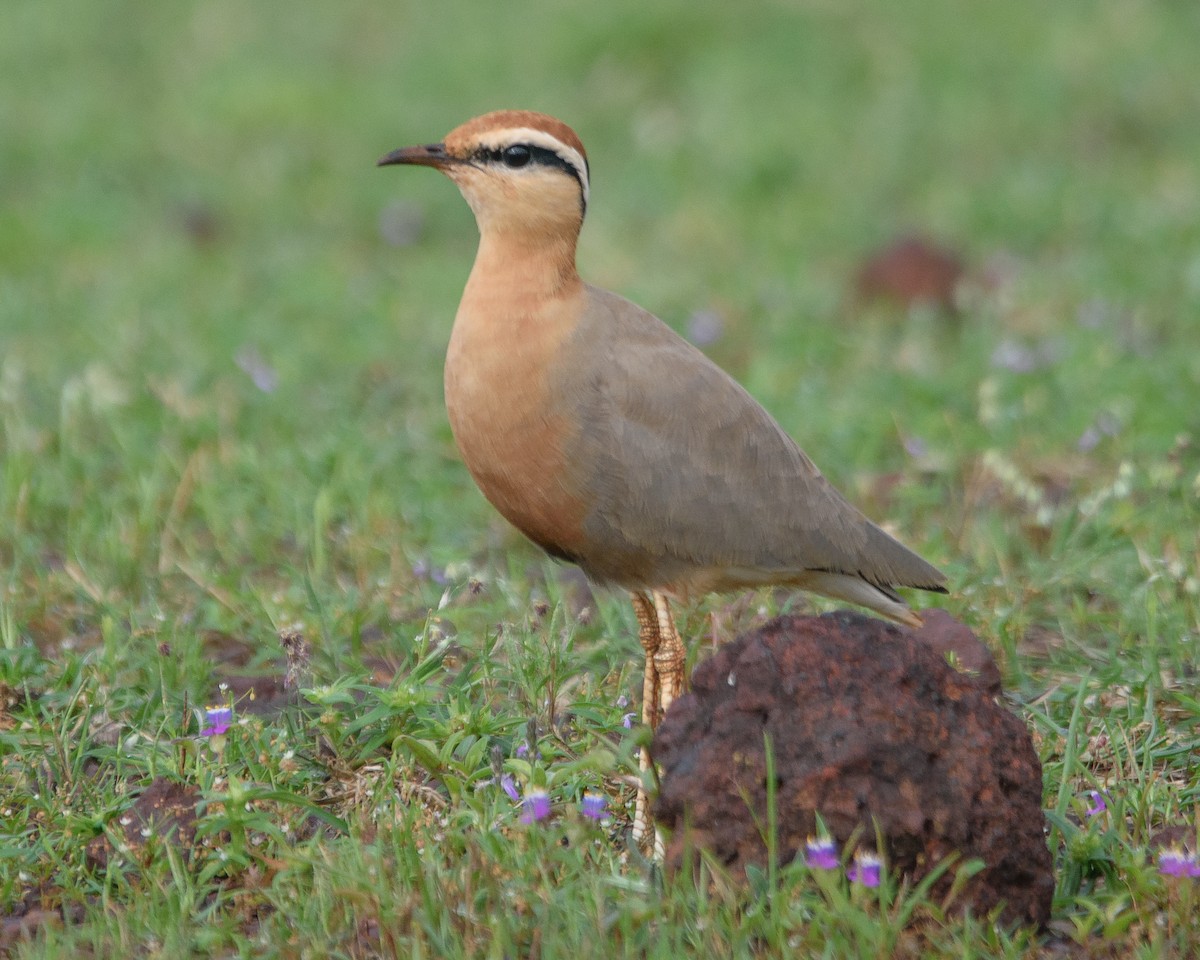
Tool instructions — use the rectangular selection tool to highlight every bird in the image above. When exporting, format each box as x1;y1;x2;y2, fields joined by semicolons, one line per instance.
378;110;948;845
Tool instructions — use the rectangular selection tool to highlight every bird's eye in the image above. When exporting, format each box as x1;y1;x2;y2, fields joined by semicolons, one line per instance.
502;145;532;168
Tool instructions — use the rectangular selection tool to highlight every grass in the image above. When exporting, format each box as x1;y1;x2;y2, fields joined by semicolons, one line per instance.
3;0;1200;955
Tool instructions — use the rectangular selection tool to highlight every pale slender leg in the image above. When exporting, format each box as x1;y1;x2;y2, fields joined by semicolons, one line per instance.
630;593;660;850
630;592;684;859
632;593;660;728
652;591;686;719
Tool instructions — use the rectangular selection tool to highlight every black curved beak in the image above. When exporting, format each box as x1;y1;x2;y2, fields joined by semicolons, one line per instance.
376;143;453;169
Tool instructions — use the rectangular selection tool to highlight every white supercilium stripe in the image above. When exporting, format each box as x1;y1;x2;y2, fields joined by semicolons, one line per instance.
475;126;590;208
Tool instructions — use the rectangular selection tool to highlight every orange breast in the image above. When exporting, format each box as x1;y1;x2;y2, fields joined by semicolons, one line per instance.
443;294;589;562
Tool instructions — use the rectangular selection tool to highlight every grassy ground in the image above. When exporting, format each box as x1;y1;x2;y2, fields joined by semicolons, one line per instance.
3;0;1200;955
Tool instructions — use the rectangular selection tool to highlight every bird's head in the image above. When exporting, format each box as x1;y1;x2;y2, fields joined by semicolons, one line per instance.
379;110;590;241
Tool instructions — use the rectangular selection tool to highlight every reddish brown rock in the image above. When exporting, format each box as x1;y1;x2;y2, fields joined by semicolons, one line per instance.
652;611;1052;928
855;235;965;313
910;608;1003;696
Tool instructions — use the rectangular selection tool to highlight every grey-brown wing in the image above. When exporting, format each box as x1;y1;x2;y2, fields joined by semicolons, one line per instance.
561;286;944;591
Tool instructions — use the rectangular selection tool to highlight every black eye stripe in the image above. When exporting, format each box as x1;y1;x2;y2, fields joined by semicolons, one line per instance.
476;144;587;196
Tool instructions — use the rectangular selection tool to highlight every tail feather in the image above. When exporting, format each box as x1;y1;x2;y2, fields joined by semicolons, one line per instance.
862;523;948;594
799;571;926;628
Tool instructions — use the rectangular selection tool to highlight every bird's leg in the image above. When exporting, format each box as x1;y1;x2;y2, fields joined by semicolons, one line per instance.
652;591;686;718
630;592;661;849
631;592;661;728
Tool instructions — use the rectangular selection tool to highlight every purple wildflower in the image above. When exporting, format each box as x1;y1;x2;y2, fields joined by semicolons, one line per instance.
686;308;725;347
804;836;839;871
622;712;637;729
848;851;883;888
520;787;551;824
1084;791;1107;817
1158;849;1200;878
500;774;520;803
581;792;607;821
234;345;278;394
200;706;232;737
